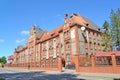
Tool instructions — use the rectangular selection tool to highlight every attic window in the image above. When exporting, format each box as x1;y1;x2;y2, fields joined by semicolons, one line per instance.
51;33;55;36
86;23;89;26
98;28;100;31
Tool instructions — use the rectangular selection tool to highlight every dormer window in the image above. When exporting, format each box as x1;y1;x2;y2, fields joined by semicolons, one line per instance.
67;30;70;35
86;23;89;26
51;33;55;36
98;28;100;31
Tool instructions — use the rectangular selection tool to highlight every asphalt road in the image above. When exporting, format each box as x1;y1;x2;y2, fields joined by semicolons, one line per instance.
0;68;118;80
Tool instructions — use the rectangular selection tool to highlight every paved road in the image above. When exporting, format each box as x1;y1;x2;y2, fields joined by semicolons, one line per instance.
0;68;119;80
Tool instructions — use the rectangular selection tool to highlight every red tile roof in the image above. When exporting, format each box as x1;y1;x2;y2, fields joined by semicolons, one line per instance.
8;55;14;60
40;13;100;42
95;51;120;57
40;25;63;42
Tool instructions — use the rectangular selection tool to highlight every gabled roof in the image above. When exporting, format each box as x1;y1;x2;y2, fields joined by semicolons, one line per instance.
70;13;100;31
40;13;101;42
40;25;63;42
69;13;87;26
81;16;100;31
34;27;45;38
15;45;25;52
29;25;45;39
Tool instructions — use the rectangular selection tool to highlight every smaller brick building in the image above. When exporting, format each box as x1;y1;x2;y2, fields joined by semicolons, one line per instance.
7;55;14;64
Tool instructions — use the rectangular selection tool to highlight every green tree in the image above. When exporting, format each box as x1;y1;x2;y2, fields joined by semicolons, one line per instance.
0;56;7;64
102;21;112;51
102;8;120;51
110;8;120;50
0;57;1;63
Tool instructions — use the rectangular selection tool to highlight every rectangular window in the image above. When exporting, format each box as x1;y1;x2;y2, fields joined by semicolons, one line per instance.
66;42;70;49
66;54;71;62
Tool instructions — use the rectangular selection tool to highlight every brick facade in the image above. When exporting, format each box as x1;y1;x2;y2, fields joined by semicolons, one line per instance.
7;13;103;72
7;55;14;64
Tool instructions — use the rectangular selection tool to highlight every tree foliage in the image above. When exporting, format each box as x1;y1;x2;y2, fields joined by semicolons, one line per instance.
102;21;112;51
102;8;120;51
0;56;7;64
110;8;120;50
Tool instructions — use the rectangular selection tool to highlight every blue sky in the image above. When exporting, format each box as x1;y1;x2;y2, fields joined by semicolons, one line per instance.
0;0;120;57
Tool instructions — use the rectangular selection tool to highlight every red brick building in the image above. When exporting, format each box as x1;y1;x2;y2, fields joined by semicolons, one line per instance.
7;55;14;64
11;13;103;71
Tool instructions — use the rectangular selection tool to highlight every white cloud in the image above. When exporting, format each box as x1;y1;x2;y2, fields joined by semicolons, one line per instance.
16;39;25;43
54;14;64;21
0;39;4;43
54;14;61;18
21;30;29;36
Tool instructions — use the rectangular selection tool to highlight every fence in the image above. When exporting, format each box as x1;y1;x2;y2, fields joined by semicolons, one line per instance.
5;56;62;72
5;51;120;73
75;52;120;74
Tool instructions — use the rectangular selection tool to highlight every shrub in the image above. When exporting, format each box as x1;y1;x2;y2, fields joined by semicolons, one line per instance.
1;63;4;68
114;78;120;80
0;77;5;80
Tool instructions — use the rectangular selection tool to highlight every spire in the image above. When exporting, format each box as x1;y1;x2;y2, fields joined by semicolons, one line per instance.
64;14;68;24
64;14;69;28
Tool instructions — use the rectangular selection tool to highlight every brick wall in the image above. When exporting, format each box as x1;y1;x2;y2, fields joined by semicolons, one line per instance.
76;53;120;74
6;56;62;72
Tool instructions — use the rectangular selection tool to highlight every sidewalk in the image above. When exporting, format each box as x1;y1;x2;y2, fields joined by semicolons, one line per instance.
75;72;120;79
2;68;120;79
40;69;120;79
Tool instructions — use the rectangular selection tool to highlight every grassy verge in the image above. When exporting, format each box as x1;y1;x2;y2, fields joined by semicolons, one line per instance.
75;74;116;79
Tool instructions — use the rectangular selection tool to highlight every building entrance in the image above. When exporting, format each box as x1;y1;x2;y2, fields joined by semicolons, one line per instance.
61;54;76;72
